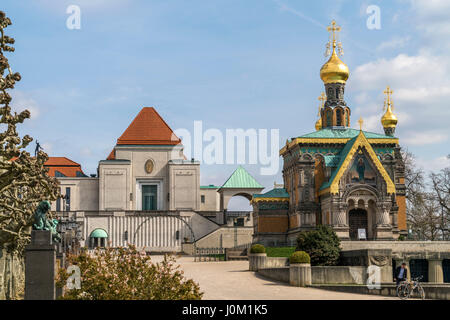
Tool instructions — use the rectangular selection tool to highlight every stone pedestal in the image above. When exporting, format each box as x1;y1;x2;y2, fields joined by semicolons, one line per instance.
289;263;312;287
333;226;350;240
25;230;56;300
428;259;444;283
248;253;266;271
374;226;393;240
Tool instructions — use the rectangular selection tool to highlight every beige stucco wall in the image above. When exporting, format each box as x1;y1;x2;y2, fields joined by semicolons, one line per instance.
199;188;220;211
98;160;131;210
51;177;99;211
168;161;200;211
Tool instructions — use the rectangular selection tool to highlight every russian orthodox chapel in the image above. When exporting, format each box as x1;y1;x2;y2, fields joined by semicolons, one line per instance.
252;21;406;245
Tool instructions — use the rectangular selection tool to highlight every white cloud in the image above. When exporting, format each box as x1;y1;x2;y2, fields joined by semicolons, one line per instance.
416;155;450;172
401;130;448;146
10;91;40;120
410;0;450;40
41;142;53;155
376;36;410;51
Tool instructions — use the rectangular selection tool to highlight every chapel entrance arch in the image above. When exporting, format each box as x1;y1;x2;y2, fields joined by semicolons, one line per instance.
348;208;368;240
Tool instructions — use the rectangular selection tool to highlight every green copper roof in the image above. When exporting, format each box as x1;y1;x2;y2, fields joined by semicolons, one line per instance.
324;155;341;167
253;188;289;198
299;128;394;140
220;166;264;189
90;228;108;238
200;185;219;189
320;136;358;190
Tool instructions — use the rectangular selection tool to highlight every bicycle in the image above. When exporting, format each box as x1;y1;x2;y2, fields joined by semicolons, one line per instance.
396;276;425;300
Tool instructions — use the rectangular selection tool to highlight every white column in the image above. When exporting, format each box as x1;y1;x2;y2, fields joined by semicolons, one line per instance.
428;259;444;283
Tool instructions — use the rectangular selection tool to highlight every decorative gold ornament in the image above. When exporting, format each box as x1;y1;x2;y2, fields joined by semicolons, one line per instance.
320;20;349;84
381;86;398;128
315;92;326;131
319;131;396;196
145;159;154;174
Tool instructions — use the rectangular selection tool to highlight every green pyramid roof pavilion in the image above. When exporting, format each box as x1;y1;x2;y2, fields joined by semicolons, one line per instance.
220;166;264;189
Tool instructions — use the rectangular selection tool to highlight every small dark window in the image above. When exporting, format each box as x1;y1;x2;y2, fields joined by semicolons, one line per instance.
65;187;71;211
234;218;245;227
56;188;61;212
201;195;205;203
336;109;342;126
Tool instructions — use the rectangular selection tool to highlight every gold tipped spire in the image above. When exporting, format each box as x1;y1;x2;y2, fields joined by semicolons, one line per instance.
381;86;398;129
358;117;364;131
315;92;326;130
320;20;349;84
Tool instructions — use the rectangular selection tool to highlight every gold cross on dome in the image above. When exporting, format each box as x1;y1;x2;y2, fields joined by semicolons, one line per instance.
358;117;364;131
384;86;393;106
318;92;326;115
327;20;341;43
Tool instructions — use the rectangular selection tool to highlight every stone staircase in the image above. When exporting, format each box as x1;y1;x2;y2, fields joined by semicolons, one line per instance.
225;247;249;261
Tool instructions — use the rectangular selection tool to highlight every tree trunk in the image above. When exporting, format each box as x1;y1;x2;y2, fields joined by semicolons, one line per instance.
0;246;25;300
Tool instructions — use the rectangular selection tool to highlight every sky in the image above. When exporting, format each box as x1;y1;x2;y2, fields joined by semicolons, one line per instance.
2;0;450;210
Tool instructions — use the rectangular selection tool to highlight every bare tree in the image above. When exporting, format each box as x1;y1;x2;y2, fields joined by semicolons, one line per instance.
0;11;59;299
430;168;450;240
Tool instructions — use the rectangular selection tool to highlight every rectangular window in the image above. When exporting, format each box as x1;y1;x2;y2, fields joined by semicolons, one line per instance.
142;185;157;210
65;187;71;211
201;195;205;203
56;188;61;212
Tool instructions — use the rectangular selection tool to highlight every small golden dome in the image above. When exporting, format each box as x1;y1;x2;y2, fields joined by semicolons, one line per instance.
315;117;322;131
381;104;397;128
320;43;349;84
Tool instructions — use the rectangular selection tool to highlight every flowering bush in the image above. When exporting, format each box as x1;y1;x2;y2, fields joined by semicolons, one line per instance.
56;245;203;300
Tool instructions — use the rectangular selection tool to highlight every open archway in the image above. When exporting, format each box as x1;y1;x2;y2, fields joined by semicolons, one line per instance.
227;193;253;211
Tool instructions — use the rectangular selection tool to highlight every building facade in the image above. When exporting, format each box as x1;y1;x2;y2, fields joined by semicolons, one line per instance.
47;108;262;252
252;21;406;246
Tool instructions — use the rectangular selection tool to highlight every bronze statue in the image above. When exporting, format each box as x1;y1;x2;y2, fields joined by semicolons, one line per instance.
33;200;61;243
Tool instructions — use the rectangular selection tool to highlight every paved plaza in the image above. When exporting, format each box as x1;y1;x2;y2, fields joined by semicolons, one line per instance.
151;256;396;300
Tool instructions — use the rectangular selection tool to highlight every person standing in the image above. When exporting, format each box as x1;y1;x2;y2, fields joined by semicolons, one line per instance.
394;262;409;286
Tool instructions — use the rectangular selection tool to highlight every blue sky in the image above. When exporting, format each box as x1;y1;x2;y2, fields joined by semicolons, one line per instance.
2;0;450;209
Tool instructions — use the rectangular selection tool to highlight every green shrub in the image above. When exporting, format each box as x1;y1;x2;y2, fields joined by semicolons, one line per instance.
250;244;266;254
289;251;311;264
296;225;341;266
398;234;406;241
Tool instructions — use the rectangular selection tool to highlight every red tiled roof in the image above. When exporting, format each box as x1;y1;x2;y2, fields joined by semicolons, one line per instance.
44;157;86;177
106;149;115;160
116;107;181;146
45;157;80;166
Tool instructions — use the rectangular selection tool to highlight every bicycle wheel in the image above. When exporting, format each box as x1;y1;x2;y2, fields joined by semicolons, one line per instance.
396;284;409;299
416;286;425;300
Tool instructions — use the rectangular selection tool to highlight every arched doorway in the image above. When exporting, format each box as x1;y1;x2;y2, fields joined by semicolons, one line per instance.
348;209;368;240
89;228;108;248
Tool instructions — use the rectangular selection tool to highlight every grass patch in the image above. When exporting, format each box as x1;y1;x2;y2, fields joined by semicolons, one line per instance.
265;247;296;258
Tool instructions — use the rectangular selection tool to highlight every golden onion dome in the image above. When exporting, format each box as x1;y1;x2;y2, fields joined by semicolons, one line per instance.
320;43;349;84
381;103;397;128
315;117;322;131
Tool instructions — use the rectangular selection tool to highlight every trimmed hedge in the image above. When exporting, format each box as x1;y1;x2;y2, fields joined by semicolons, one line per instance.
250;244;266;254
289;251;311;264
